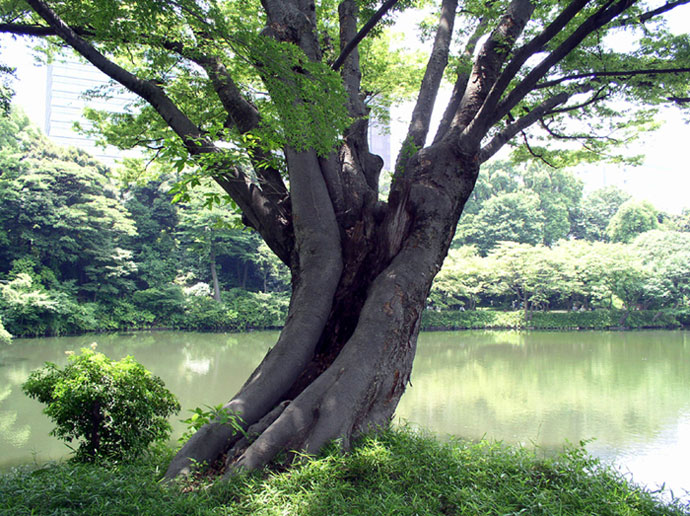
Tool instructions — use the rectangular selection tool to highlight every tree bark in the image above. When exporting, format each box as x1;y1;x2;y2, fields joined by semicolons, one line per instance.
210;249;221;302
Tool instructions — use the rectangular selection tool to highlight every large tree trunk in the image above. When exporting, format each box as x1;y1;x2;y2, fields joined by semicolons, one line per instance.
165;140;480;479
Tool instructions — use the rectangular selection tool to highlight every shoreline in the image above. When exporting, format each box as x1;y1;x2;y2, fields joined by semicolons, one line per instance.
4;308;688;340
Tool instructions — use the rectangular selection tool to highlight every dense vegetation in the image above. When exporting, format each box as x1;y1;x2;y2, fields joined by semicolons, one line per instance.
0;111;688;339
1;428;687;516
0;111;289;337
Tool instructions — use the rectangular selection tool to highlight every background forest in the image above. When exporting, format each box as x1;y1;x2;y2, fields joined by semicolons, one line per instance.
1;109;688;340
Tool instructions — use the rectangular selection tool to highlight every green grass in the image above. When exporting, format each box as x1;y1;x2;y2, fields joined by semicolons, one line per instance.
1;429;688;516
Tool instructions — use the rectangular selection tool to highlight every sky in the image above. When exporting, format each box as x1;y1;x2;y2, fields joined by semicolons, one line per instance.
1;6;689;214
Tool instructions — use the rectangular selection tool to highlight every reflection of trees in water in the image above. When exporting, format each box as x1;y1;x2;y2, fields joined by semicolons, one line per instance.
398;330;690;449
0;364;32;450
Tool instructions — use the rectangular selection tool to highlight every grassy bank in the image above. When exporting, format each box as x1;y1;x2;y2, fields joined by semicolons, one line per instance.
1;428;687;516
421;308;690;331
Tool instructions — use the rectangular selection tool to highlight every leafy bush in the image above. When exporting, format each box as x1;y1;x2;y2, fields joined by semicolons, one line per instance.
132;284;186;326
22;348;180;462
222;289;289;330
181;295;231;330
95;300;156;331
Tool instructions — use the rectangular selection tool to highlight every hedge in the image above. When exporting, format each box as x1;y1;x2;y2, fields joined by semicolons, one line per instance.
421;308;687;331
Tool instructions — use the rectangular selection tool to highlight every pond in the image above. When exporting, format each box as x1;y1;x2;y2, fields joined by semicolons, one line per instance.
1;330;688;500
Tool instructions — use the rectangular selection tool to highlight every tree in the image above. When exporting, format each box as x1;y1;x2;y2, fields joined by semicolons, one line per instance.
0;110;137;301
461;190;546;254
572;185;631;241
4;0;690;481
123;177;181;289
633;230;690;308
454;161;582;252
606;198;659;243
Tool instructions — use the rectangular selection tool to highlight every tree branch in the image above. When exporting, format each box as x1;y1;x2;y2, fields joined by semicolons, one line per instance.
668;95;690;104
22;0;294;263
433;13;491;144
545;85;609;115
520;130;557;167
394;0;458;172
616;0;690;26
331;0;399;71
468;0;590;135
185;51;289;207
451;0;534;136
491;0;637;125
539;118;618;142
479;90;570;163
23;0;202;146
536;66;690;89
0;22;85;37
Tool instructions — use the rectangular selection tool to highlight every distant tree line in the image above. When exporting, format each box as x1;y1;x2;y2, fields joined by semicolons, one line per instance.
1;111;688;339
0;111;288;337
435;160;690;315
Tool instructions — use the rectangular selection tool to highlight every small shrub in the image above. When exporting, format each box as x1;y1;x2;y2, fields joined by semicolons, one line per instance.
22;348;180;462
179;403;246;445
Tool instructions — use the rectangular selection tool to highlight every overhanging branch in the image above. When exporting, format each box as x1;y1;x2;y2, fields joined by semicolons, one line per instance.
469;0;590;135
616;0;690;26
492;0;637;126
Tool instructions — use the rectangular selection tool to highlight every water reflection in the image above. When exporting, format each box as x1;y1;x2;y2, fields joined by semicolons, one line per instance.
1;329;688;500
396;330;690;500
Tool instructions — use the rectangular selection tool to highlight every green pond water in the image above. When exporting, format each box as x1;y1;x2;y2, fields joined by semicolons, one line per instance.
1;330;688;500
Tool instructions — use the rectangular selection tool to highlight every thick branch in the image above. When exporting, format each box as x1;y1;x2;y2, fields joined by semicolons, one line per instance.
491;0;637;125
479;91;570;162
395;0;458;172
189;53;289;208
0;22;87;37
468;0;590;136
261;0;322;61
451;0;534;134
433;14;491;144
536;66;690;89
331;0;399;71
668;95;690;104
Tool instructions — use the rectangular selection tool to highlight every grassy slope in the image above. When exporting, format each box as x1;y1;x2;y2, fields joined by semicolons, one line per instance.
1;428;688;516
